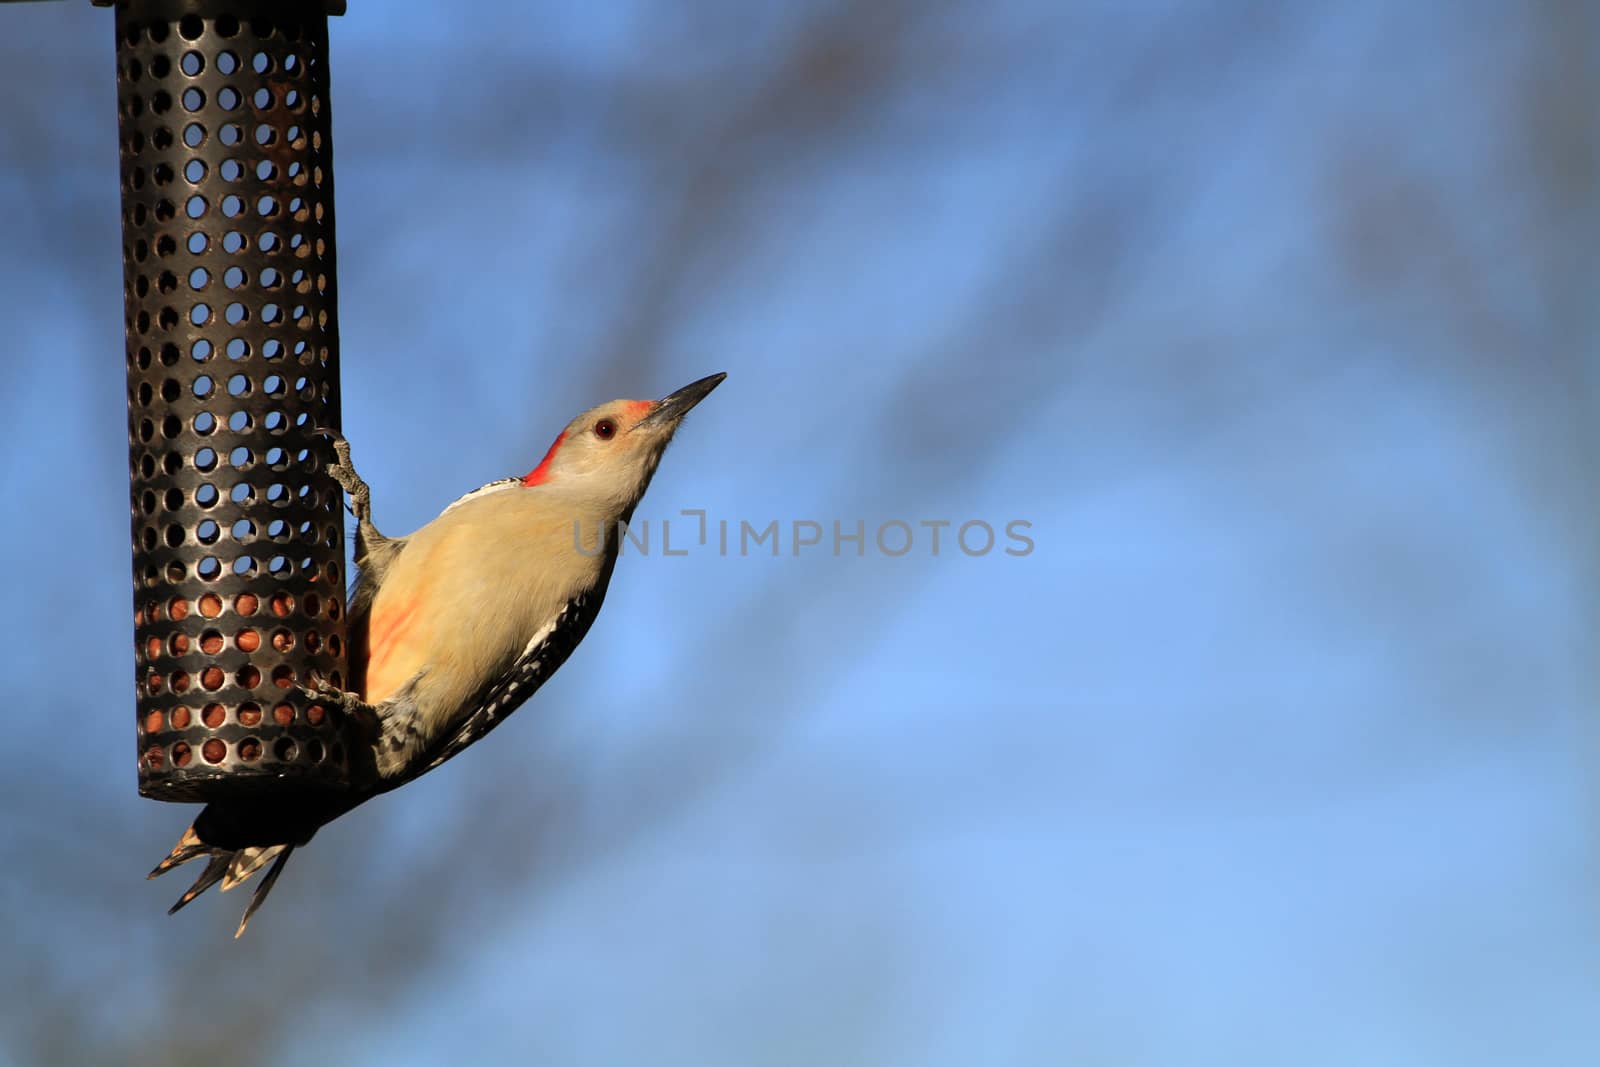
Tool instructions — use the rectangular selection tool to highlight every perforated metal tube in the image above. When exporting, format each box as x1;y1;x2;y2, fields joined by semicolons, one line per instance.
114;0;352;801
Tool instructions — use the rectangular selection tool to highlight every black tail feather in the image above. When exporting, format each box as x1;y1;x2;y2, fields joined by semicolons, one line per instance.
152;797;349;937
168;854;230;915
148;844;205;880
234;846;295;938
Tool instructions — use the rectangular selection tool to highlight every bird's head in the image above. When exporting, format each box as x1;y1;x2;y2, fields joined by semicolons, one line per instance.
522;372;726;516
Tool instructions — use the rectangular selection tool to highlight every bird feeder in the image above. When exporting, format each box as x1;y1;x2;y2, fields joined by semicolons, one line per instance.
106;0;354;801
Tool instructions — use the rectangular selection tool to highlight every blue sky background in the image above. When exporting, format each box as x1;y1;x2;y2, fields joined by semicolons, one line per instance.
0;1;1596;1065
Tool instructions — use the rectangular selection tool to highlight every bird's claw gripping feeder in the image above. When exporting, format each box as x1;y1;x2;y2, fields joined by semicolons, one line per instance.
104;0;357;802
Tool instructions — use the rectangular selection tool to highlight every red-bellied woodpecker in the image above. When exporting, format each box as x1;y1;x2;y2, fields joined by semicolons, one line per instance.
149;372;726;936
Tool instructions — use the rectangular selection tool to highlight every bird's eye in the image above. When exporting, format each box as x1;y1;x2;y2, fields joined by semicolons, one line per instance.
593;418;617;440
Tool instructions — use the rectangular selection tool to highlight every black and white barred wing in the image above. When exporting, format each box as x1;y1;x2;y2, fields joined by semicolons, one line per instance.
415;591;602;777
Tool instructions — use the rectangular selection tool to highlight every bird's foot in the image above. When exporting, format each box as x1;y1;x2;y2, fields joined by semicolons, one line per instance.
295;671;378;731
313;427;373;525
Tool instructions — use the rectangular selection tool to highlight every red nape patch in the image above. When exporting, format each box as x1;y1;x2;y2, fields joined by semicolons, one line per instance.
522;431;566;486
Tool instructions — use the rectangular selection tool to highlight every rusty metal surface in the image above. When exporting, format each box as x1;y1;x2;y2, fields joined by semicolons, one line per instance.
117;1;351;801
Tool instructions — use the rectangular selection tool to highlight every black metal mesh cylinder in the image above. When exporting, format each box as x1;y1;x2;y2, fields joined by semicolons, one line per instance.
116;0;351;802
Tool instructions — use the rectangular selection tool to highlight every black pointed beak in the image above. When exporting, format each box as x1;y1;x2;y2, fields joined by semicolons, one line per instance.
637;372;726;430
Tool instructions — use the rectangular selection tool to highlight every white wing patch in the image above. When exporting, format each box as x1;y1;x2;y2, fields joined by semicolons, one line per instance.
516;615;561;662
417;592;600;776
438;477;522;518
